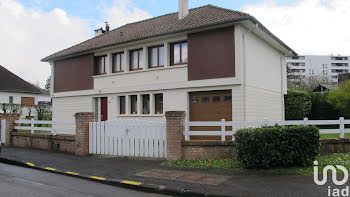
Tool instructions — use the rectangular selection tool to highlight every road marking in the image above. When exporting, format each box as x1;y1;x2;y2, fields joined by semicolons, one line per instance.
121;180;142;186
65;171;79;176
25;162;35;167
90;176;106;181
44;167;56;171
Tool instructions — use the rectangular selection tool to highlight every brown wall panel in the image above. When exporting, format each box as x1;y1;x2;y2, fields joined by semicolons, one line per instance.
54;54;94;93
188;26;235;81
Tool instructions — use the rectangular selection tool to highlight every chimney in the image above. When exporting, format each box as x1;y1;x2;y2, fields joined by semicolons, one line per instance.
94;28;105;37
105;22;110;32
178;0;189;20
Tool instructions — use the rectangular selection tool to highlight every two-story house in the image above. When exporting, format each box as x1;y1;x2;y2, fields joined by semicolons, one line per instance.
42;1;297;124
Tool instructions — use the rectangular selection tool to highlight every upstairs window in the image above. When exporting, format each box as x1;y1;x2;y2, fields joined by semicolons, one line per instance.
149;45;164;68
130;49;143;71
95;56;106;75
155;94;163;114
113;52;125;73
171;41;188;66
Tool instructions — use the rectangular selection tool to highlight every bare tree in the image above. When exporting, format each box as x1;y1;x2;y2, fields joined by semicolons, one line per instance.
288;75;335;91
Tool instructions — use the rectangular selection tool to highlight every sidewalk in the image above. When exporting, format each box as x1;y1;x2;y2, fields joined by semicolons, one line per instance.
0;147;331;197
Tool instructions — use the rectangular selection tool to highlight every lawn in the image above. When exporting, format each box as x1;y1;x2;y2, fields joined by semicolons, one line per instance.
320;133;350;139
162;153;350;175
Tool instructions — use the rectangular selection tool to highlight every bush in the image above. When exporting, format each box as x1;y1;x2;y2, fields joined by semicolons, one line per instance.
327;81;350;119
234;125;320;169
285;89;312;120
308;92;340;120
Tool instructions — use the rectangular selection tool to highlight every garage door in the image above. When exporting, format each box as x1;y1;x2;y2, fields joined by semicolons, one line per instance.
189;90;232;140
21;97;35;106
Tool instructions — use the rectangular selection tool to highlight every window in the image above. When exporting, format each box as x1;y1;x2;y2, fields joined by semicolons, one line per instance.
9;96;13;104
130;49;143;71
213;96;221;102
155;94;163;114
171;41;188;66
202;97;209;103
95;56;107;75
130;95;138;114
119;96;126;114
142;95;150;114
225;96;232;102
113;53;125;73
191;97;199;103
149;45;164;68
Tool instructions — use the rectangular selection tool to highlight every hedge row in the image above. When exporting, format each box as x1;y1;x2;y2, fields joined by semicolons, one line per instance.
234;125;320;169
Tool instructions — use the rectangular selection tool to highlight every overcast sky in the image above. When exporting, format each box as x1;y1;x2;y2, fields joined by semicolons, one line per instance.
1;0;349;87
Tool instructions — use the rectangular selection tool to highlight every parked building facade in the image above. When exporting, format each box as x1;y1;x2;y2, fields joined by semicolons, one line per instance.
287;55;350;83
42;3;296;123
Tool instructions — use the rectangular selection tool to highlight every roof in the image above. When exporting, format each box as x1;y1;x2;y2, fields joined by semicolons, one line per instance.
316;84;337;91
42;5;297;62
0;65;43;94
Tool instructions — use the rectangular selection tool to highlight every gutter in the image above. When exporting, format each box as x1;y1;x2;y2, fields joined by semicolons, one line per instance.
280;51;293;120
42;16;297;62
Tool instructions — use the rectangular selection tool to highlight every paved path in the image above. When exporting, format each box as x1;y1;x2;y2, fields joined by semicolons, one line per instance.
0;162;167;197
0;147;341;197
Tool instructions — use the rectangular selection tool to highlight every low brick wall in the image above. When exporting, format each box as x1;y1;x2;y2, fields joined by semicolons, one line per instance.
182;141;236;160
320;138;350;155
11;132;76;154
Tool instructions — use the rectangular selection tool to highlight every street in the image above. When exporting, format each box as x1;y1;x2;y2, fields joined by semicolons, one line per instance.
0;163;168;197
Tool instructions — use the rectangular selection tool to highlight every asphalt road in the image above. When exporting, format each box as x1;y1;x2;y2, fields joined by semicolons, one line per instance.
0;163;169;197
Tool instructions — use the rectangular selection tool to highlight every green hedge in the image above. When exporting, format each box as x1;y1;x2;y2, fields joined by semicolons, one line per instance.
285;89;312;120
234;125;320;169
308;92;340;120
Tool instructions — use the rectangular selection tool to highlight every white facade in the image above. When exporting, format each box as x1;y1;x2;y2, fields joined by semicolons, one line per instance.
51;22;291;122
287;55;350;83
0;92;50;105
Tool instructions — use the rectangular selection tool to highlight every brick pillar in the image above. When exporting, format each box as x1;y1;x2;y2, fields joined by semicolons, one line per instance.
74;112;94;156
0;113;21;146
165;111;186;161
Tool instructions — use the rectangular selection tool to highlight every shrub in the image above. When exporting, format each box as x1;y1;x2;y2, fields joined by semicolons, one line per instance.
327;81;350;119
308;92;340;120
234;125;320;169
285;89;312;120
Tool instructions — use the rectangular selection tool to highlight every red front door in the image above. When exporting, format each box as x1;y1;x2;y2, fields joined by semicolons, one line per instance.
101;97;108;121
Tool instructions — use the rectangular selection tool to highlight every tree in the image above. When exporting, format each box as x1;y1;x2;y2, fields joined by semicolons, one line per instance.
327;81;350;118
34;104;51;120
288;75;335;91
285;88;312;120
45;76;51;92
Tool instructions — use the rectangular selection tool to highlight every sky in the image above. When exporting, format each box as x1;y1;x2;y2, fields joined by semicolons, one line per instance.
1;0;350;87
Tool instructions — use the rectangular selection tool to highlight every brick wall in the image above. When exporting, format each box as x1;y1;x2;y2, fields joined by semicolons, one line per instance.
320;138;350;155
182;141;236;160
11;132;75;153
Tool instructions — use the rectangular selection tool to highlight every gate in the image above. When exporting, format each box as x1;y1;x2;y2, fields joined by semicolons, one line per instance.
89;119;166;158
0;119;5;144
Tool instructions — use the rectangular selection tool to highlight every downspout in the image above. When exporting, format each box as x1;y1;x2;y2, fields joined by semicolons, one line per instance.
242;23;258;121
280;51;293;120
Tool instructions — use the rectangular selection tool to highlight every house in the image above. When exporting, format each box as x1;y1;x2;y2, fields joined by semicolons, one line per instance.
313;84;336;93
0;65;51;107
42;1;297;124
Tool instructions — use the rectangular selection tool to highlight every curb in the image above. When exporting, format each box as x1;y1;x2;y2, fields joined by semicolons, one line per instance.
0;156;231;197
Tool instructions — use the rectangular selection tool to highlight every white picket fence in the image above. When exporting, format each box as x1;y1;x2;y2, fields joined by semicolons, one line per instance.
1;119;5;144
183;117;350;141
89;119;166;158
14;119;76;135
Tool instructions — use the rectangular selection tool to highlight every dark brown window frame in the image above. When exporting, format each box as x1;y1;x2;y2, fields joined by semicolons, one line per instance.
119;96;126;114
154;93;163;114
94;55;107;75
170;41;188;66
149;45;165;68
130;49;143;71
112;52;124;73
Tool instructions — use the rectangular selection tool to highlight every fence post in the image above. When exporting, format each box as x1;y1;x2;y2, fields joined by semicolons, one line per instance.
52;121;56;136
31;118;34;134
165;111;186;160
0;114;21;146
264;118;269;126
340;117;345;138
75;112;95;156
221;119;225;141
303;117;308;125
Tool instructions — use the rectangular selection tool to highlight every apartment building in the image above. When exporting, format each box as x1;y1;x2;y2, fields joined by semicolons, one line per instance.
42;2;296;123
287;55;350;83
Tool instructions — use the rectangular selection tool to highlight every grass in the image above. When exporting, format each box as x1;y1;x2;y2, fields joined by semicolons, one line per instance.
162;153;350;175
320;133;350;139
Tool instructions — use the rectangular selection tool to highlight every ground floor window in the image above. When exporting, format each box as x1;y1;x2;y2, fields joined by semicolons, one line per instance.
155;94;163;114
119;96;126;114
130;95;138;114
142;95;150;114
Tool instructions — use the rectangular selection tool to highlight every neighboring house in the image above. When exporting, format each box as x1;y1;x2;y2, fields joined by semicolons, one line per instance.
313;84;336;93
0;65;51;108
287;55;350;84
42;1;296;123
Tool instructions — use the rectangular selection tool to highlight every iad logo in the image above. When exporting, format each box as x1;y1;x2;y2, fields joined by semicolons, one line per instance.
314;161;349;197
